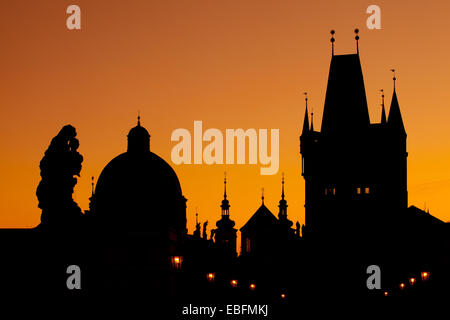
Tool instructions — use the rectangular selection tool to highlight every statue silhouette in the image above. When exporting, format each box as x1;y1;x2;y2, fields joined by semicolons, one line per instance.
202;221;208;239
36;125;84;229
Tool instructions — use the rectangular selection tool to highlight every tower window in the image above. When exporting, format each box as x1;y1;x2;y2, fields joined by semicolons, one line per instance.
246;238;251;253
365;187;370;194
324;187;336;196
357;187;361;195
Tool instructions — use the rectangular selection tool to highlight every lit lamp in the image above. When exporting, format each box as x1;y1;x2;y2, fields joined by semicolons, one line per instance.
207;272;215;283
409;277;416;286
281;293;286;299
421;271;430;281
384;291;389;297
249;283;256;291
230;279;238;288
399;283;405;290
170;256;183;270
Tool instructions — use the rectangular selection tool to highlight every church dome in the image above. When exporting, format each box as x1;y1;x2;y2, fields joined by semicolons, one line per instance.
93;119;187;232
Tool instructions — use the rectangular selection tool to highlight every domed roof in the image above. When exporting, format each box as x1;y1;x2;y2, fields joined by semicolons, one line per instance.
93;121;186;232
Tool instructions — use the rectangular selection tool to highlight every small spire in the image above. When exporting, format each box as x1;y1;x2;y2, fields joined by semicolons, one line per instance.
224;171;227;199
380;89;387;124
330;30;335;56
310;112;314;131
261;188;265;205
391;69;396;90
302;92;310;134
137;111;141;126
354;28;360;54
281;173;285;200
91;176;95;196
196;208;198;224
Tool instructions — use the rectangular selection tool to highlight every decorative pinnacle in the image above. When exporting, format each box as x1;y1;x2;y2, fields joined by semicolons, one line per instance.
391;69;396;89
262;187;265;205
354;28;360;54
281;173;285;200
137;110;141;126
224;171;227;199
330;30;335;56
91;176;95;196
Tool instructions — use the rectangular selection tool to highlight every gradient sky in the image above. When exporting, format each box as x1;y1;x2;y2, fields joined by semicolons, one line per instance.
2;1;450;238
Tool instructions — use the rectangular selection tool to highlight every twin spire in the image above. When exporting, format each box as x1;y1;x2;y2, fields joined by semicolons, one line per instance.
330;29;360;56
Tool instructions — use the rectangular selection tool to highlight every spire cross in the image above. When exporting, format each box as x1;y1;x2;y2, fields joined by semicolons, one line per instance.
281;173;285;200
330;30;335;56
354;28;360;54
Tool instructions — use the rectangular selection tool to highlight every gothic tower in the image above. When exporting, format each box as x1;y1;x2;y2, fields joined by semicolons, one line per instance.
300;31;407;242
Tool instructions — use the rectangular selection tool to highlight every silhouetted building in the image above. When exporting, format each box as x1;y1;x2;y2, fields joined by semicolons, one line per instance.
91;117;187;295
212;175;237;258
300;45;407;242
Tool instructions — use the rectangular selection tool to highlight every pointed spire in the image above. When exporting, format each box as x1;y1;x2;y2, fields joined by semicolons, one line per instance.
330;30;335;56
380;89;387;124
91;176;95;196
261;188;265;205
387;70;406;135
196;207;199;224
281;172;285;200
310;112;314;131
391;69;396;90
137;111;141;126
224;171;227;199
221;172;230;215
354;28;360;54
302;92;310;134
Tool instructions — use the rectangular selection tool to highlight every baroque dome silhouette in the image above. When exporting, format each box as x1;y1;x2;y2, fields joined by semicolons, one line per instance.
93;118;187;232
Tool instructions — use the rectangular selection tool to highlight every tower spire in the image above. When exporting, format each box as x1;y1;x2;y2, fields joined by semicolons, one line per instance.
354;28;360;54
137;111;141;126
91;176;95;196
310;111;314;131
302;92;310;134
330;30;335;56
261;188;265;205
380;89;387;124
220;172;230;216
281;172;285;200
391;69;396;91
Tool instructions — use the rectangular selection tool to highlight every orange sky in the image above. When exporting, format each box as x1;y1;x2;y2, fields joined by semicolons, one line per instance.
1;1;450;237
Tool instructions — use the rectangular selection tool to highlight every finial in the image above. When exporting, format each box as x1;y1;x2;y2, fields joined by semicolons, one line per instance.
354;28;360;54
391;69;396;90
330;30;335;56
137;111;141;126
91;176;95;196
380;89;387;124
310;111;314;131
304;92;308;105
196;208;198;224
281;173;285;200
261;187;265;205
224;171;227;199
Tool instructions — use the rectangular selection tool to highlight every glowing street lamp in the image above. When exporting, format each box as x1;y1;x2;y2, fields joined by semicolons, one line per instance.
170;256;183;270
206;273;215;283
249;283;256;291
399;283;405;290
384;291;389;297
421;271;430;281
281;293;286;299
409;277;416;286
230;279;238;288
